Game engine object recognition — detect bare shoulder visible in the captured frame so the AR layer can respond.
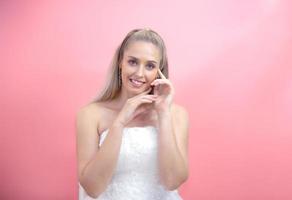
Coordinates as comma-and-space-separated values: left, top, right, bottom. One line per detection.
78, 101, 108, 115
77, 102, 104, 123
77, 101, 116, 134
77, 102, 110, 129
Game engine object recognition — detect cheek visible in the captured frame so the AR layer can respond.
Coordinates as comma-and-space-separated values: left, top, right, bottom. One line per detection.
121, 66, 131, 77
122, 64, 136, 74
146, 71, 158, 81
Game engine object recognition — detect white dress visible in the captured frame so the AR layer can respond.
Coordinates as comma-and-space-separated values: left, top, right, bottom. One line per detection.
78, 126, 183, 200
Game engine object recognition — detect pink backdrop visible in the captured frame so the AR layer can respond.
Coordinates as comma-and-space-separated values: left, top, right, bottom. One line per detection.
1, 1, 292, 199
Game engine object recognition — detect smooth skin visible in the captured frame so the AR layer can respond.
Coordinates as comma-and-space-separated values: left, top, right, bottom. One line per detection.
76, 41, 189, 198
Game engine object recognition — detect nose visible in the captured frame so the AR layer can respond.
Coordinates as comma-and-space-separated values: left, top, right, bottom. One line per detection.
136, 64, 144, 77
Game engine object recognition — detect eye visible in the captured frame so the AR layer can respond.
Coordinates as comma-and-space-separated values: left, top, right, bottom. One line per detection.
146, 64, 156, 70
128, 60, 137, 65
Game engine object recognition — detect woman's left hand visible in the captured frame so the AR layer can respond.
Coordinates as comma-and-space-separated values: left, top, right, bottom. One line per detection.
151, 68, 174, 112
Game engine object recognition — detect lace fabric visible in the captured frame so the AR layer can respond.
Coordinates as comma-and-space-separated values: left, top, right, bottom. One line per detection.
79, 126, 182, 200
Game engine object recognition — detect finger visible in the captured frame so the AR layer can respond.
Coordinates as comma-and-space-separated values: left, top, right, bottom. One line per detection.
157, 68, 167, 79
141, 95, 158, 101
142, 87, 152, 94
143, 94, 158, 98
135, 87, 152, 97
153, 84, 159, 95
136, 103, 153, 112
134, 95, 157, 106
140, 99, 155, 104
132, 94, 157, 108
133, 104, 153, 118
151, 79, 170, 86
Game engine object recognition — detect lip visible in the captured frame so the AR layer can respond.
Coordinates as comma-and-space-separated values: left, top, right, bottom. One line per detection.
129, 78, 145, 83
129, 78, 145, 87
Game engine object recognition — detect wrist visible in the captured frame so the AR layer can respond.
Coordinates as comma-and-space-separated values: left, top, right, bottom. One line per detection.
156, 107, 171, 117
113, 119, 126, 129
156, 103, 171, 112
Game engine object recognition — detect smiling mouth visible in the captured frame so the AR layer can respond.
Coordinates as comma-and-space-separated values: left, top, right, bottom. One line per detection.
129, 78, 145, 87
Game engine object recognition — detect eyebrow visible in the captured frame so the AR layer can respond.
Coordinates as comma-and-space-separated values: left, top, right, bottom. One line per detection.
127, 56, 158, 64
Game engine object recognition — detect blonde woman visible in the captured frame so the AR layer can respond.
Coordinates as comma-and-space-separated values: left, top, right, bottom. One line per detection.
76, 28, 189, 200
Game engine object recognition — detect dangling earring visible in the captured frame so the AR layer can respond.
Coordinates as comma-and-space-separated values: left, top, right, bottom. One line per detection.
118, 68, 122, 87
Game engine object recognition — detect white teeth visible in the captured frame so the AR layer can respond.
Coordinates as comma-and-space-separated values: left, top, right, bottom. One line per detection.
130, 79, 144, 86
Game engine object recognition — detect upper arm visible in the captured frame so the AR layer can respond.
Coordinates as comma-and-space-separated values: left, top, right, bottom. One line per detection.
172, 105, 190, 173
76, 106, 100, 181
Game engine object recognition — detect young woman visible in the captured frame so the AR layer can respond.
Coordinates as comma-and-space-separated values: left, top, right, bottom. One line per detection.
76, 28, 189, 200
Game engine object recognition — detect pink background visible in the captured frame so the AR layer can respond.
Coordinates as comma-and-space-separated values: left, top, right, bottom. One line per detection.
1, 0, 292, 199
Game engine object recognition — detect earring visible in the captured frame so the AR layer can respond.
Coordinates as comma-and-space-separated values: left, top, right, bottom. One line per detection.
118, 68, 122, 87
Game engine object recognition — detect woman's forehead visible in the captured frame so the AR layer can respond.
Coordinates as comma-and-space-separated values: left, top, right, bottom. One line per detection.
124, 41, 161, 62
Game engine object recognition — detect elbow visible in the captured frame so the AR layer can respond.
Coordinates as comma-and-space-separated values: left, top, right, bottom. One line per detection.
79, 177, 106, 199
163, 171, 189, 191
164, 183, 179, 191
87, 191, 99, 199
80, 182, 101, 199
164, 180, 180, 191
81, 183, 103, 199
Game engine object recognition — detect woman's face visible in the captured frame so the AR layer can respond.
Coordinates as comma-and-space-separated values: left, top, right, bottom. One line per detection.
119, 41, 161, 96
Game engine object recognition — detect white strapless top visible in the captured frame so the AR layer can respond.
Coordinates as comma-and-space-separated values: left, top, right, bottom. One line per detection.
78, 126, 182, 200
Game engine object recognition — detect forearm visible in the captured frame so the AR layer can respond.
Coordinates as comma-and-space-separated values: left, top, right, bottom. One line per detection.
157, 109, 188, 190
80, 122, 124, 198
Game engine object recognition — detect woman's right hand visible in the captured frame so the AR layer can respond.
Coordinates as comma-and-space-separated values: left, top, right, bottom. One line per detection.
114, 88, 157, 127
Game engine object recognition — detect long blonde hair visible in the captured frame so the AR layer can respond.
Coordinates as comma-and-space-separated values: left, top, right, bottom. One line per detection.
92, 28, 169, 102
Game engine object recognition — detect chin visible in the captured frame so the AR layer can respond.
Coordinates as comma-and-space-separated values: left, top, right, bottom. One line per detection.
128, 88, 145, 96
125, 81, 148, 95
